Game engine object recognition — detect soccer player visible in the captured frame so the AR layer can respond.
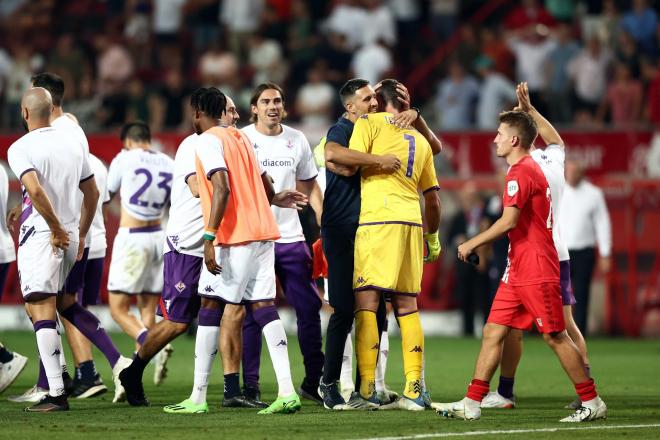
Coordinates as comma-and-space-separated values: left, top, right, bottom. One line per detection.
106, 122, 174, 357
320, 78, 441, 410
336, 79, 441, 411
240, 82, 325, 403
164, 87, 305, 415
7, 87, 128, 411
482, 83, 592, 410
434, 110, 607, 422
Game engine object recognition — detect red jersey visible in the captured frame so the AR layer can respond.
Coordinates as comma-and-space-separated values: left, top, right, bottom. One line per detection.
501, 155, 559, 286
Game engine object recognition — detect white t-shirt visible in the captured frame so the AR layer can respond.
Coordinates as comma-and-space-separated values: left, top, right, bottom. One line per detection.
107, 148, 175, 221
8, 126, 92, 234
242, 124, 317, 243
165, 134, 205, 257
52, 114, 92, 246
531, 144, 569, 261
88, 154, 109, 259
0, 164, 16, 264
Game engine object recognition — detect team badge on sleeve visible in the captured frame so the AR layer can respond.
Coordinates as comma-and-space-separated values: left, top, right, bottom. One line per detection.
507, 180, 519, 197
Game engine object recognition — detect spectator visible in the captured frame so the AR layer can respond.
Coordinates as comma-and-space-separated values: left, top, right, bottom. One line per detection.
474, 56, 516, 130
505, 0, 556, 31
580, 0, 621, 51
318, 31, 353, 85
248, 32, 287, 86
567, 36, 611, 118
620, 0, 658, 55
198, 44, 242, 99
559, 159, 612, 335
287, 0, 319, 85
47, 33, 86, 88
429, 0, 458, 41
506, 25, 557, 113
361, 0, 397, 48
151, 68, 192, 131
545, 22, 580, 123
295, 60, 335, 128
616, 31, 642, 78
597, 62, 643, 127
94, 34, 134, 97
323, 0, 367, 50
641, 57, 660, 125
66, 70, 100, 131
153, 0, 186, 44
3, 44, 37, 130
480, 27, 515, 79
455, 25, 481, 75
434, 59, 479, 130
220, 0, 264, 61
350, 39, 392, 86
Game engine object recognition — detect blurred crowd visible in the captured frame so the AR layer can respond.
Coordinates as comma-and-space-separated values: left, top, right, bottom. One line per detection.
0, 0, 658, 134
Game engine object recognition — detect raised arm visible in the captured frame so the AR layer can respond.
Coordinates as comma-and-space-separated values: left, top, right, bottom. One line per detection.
517, 82, 564, 149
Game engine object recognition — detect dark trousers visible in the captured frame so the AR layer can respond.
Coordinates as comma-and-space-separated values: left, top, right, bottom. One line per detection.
321, 227, 386, 385
455, 260, 488, 336
568, 247, 596, 335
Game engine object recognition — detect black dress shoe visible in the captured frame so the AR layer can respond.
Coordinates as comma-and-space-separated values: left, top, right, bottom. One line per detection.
222, 394, 268, 408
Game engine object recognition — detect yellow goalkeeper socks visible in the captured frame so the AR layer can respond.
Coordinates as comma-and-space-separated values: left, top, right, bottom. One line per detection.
398, 311, 424, 399
355, 309, 379, 398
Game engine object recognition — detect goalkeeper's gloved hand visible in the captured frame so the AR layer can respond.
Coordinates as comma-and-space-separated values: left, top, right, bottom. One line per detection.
423, 231, 441, 263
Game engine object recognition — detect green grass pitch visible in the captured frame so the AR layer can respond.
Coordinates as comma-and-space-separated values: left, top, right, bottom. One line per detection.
0, 330, 658, 439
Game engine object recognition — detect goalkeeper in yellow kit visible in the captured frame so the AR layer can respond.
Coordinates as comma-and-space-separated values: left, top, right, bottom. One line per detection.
348, 79, 442, 410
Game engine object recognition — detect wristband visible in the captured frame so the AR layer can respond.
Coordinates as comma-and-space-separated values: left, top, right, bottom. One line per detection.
203, 232, 216, 241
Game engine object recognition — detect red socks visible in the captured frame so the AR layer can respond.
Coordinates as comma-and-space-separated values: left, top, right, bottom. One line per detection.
575, 378, 598, 402
466, 379, 490, 402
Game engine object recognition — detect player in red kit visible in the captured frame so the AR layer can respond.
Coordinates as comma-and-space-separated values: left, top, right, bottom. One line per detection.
434, 111, 606, 423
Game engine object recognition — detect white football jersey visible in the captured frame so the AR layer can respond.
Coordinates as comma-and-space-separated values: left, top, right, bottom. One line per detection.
52, 114, 93, 246
242, 123, 317, 243
165, 134, 204, 257
107, 148, 175, 221
88, 154, 110, 259
531, 144, 569, 261
8, 126, 92, 234
0, 164, 16, 264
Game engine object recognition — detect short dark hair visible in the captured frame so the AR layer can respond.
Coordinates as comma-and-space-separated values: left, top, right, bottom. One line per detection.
31, 72, 65, 106
339, 78, 369, 105
375, 78, 404, 112
250, 82, 285, 122
192, 87, 226, 119
498, 111, 538, 148
120, 121, 151, 143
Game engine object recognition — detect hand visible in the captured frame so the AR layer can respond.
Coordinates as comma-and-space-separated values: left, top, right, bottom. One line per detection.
423, 232, 441, 263
76, 236, 86, 261
390, 109, 418, 129
377, 154, 401, 173
599, 256, 612, 274
204, 240, 221, 275
457, 241, 474, 263
374, 82, 412, 110
6, 204, 21, 233
272, 190, 308, 210
516, 82, 533, 113
50, 226, 70, 253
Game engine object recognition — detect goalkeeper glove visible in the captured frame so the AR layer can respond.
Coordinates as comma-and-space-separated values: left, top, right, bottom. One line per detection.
423, 231, 441, 263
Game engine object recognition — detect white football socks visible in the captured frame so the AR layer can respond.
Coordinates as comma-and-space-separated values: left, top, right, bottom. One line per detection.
189, 325, 219, 405
262, 320, 295, 397
36, 327, 65, 397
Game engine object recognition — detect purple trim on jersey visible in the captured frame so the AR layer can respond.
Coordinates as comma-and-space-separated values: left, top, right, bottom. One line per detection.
18, 226, 34, 247
19, 168, 36, 179
358, 221, 423, 227
560, 261, 576, 306
206, 167, 228, 180
184, 172, 196, 183
80, 173, 95, 183
423, 185, 440, 194
24, 291, 57, 302
33, 319, 57, 331
354, 285, 419, 296
19, 205, 33, 226
298, 173, 318, 182
157, 251, 203, 324
129, 225, 162, 233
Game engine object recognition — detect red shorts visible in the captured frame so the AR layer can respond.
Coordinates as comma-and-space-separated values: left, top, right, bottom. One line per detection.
487, 282, 565, 334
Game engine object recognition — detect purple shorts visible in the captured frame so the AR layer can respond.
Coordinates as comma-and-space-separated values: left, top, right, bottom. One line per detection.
79, 257, 105, 306
63, 247, 89, 294
560, 260, 576, 306
157, 250, 203, 324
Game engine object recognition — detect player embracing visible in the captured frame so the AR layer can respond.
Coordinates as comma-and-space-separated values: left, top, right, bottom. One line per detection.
434, 109, 606, 422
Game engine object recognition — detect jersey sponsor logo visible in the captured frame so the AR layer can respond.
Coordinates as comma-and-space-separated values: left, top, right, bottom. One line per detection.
175, 281, 186, 293
507, 180, 519, 197
261, 157, 294, 168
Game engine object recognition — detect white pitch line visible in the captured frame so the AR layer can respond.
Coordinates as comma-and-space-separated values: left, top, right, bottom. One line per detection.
351, 423, 660, 440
